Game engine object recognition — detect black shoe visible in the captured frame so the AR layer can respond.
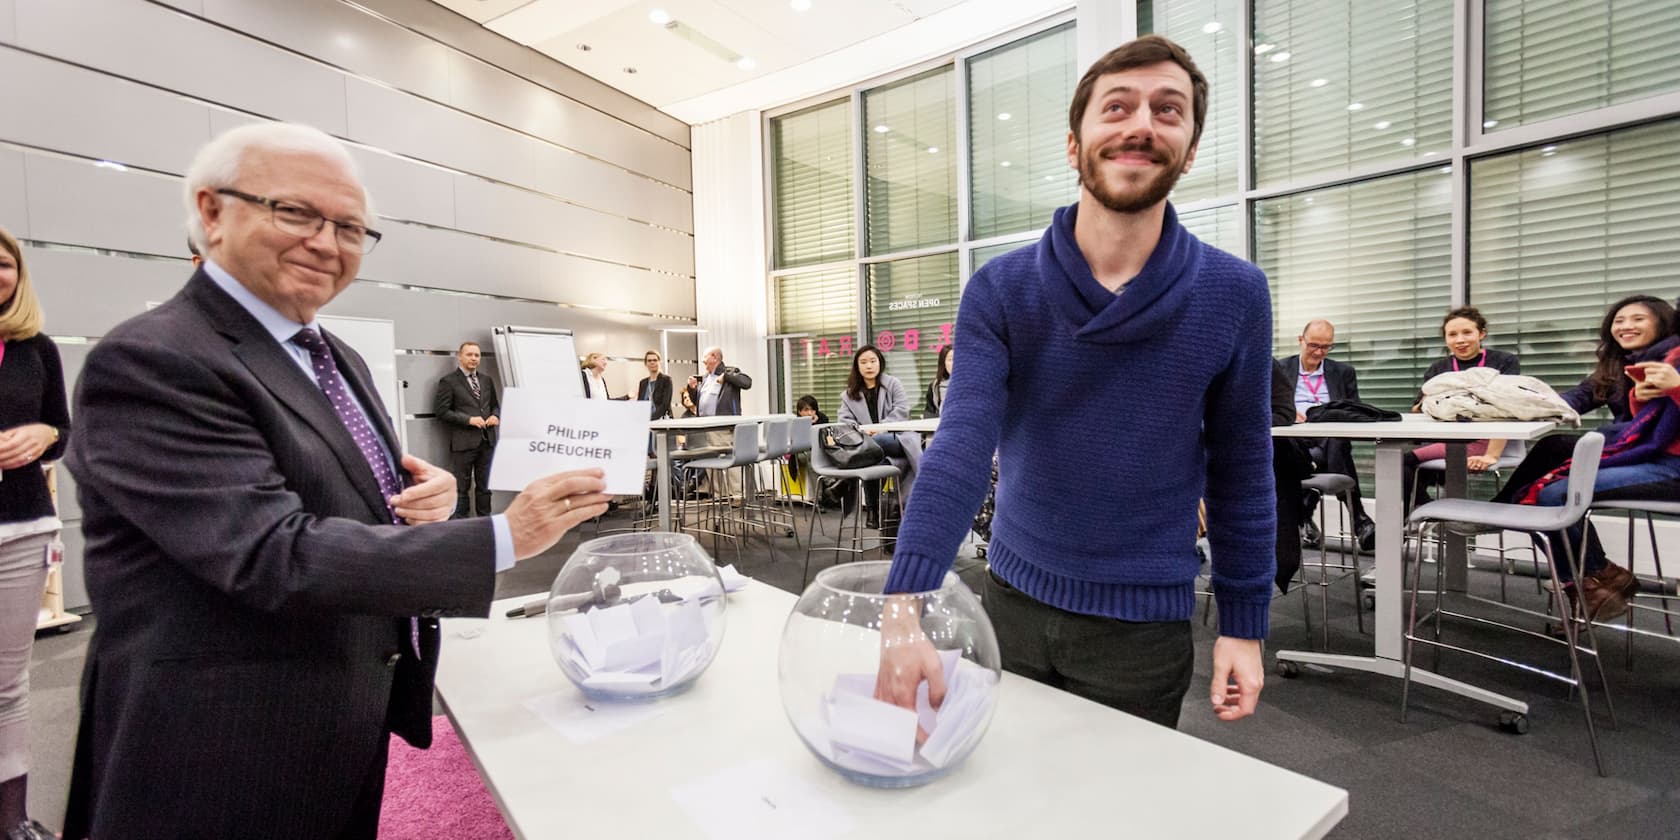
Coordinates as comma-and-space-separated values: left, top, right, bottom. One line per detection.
864, 508, 881, 530
1301, 519, 1323, 549
1357, 521, 1376, 553
6, 820, 54, 840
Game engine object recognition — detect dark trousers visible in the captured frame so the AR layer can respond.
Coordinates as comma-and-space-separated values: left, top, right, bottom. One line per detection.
983, 569, 1194, 728
449, 438, 494, 518
336, 732, 390, 839
1303, 438, 1371, 527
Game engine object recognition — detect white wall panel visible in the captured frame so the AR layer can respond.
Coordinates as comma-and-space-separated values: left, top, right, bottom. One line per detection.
526, 137, 693, 233
200, 0, 455, 104
0, 148, 26, 236
23, 155, 181, 256
347, 147, 456, 229
443, 50, 691, 191
57, 518, 86, 610
26, 248, 191, 336
12, 0, 348, 134
0, 47, 211, 174
0, 0, 16, 44
452, 175, 695, 277
344, 76, 533, 189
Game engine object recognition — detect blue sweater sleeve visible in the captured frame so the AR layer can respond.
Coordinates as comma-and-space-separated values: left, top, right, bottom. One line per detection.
1201, 267, 1278, 639
885, 272, 1010, 594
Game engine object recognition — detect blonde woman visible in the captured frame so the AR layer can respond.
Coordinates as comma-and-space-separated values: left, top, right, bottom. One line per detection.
580, 352, 627, 401
0, 226, 70, 840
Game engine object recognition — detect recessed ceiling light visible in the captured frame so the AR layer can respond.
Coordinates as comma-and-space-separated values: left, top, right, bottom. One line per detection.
1440, 165, 1452, 173
95, 160, 128, 172
1043, 174, 1055, 181
1270, 51, 1291, 63
1309, 78, 1327, 87
575, 43, 591, 51
1483, 119, 1499, 128
1373, 120, 1391, 130
791, 0, 812, 9
648, 8, 672, 25
1346, 102, 1364, 111
622, 66, 638, 74
927, 146, 938, 154
1400, 137, 1416, 146
1202, 21, 1223, 34
1423, 150, 1437, 156
1304, 196, 1314, 204
1000, 161, 1011, 167
997, 112, 1011, 121
873, 124, 889, 133
735, 56, 756, 70
1540, 145, 1558, 155
1254, 43, 1275, 55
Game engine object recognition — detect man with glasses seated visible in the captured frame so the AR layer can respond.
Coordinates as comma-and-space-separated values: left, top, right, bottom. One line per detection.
1276, 319, 1376, 552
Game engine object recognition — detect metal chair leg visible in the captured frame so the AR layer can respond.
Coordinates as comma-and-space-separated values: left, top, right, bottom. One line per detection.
1550, 534, 1608, 777
1400, 522, 1430, 723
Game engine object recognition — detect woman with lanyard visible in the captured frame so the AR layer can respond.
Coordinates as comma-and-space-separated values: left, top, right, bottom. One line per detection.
1401, 306, 1521, 509
0, 226, 70, 840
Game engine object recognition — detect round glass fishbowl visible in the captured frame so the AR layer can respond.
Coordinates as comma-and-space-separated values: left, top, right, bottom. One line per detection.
778, 561, 1001, 788
546, 532, 727, 701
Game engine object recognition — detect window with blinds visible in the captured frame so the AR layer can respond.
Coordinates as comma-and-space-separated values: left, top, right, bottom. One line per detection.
1252, 0, 1452, 187
774, 266, 859, 415
864, 67, 958, 255
1144, 0, 1240, 204
1468, 119, 1680, 409
972, 238, 1037, 275
1255, 168, 1453, 414
866, 252, 960, 417
967, 23, 1079, 240
770, 99, 855, 269
1179, 204, 1240, 255
1484, 0, 1680, 129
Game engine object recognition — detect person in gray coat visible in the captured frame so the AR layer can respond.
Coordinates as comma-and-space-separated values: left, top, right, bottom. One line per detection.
838, 345, 922, 523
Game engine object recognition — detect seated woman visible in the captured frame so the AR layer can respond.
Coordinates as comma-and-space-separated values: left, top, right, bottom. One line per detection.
1520, 327, 1680, 622
793, 395, 842, 509
838, 345, 923, 525
924, 344, 954, 418
1402, 306, 1522, 509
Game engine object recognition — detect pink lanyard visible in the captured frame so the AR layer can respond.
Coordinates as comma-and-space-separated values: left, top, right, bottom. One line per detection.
1301, 372, 1325, 403
1451, 350, 1487, 372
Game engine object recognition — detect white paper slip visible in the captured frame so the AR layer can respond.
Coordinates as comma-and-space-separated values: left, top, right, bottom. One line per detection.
670, 758, 855, 840
826, 692, 919, 766
717, 564, 750, 592
522, 690, 668, 745
488, 388, 652, 494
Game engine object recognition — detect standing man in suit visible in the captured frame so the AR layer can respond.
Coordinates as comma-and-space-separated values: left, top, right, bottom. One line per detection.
61, 122, 611, 839
435, 341, 499, 518
684, 346, 751, 497
1276, 319, 1376, 551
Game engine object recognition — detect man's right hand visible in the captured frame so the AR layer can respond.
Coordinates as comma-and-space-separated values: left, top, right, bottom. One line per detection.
503, 469, 612, 560
872, 595, 946, 742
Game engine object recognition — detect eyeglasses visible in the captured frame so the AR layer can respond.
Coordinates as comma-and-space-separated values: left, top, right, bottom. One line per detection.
1301, 341, 1334, 352
217, 189, 383, 254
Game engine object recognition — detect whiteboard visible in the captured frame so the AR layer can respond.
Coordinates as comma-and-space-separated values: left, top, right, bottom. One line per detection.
492, 325, 582, 398
319, 314, 405, 449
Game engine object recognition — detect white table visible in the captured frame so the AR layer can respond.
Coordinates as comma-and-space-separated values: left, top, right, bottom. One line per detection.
867, 417, 939, 434
650, 413, 793, 531
436, 582, 1347, 840
1270, 416, 1556, 715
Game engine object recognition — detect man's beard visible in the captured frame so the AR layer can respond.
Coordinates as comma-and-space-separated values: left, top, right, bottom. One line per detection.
1077, 138, 1184, 214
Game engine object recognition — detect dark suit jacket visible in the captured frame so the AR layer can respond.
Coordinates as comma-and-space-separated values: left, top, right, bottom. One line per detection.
684, 365, 752, 417
1276, 355, 1359, 407
637, 373, 674, 420
63, 271, 497, 839
434, 367, 499, 451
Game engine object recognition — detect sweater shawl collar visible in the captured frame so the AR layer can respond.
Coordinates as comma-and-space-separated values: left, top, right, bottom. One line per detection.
1037, 201, 1202, 345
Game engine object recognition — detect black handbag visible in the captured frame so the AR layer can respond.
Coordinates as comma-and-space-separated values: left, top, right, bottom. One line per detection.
820, 424, 885, 469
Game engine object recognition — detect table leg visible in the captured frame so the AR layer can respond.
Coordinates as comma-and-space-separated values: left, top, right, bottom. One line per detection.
1443, 442, 1469, 591
656, 430, 674, 532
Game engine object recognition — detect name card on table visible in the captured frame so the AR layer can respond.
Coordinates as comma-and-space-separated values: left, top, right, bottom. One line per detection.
488, 388, 651, 495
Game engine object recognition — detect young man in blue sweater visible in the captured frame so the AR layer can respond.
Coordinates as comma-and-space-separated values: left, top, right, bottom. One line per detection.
876, 35, 1274, 729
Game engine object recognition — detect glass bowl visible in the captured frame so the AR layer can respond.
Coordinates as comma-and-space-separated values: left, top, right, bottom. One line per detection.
778, 561, 1001, 787
546, 532, 727, 701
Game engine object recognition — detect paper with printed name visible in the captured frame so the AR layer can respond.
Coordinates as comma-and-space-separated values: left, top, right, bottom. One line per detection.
488, 388, 651, 494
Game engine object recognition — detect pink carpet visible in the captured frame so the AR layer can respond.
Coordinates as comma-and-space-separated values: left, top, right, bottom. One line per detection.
379, 716, 514, 839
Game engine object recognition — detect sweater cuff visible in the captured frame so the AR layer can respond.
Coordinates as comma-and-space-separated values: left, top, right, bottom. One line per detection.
1215, 596, 1270, 640
884, 551, 953, 595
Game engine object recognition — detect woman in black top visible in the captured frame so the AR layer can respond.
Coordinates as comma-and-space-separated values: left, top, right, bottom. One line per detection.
0, 226, 71, 840
1401, 306, 1521, 509
925, 344, 954, 418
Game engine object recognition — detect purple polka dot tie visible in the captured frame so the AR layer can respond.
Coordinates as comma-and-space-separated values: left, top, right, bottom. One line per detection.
294, 328, 422, 657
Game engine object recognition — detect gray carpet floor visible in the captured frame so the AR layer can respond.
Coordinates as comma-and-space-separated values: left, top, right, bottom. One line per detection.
23, 506, 1680, 838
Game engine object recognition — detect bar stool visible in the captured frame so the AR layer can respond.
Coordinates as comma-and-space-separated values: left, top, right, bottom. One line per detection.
1298, 473, 1366, 649
802, 423, 900, 588
754, 419, 801, 547
1401, 432, 1611, 776
681, 423, 762, 562
1588, 499, 1680, 668
1415, 440, 1538, 603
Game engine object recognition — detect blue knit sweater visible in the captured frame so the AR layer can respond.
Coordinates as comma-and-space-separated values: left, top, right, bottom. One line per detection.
884, 203, 1277, 639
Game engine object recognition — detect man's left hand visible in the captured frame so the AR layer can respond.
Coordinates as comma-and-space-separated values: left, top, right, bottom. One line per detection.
392, 454, 457, 524
484, 416, 500, 427
1210, 636, 1264, 721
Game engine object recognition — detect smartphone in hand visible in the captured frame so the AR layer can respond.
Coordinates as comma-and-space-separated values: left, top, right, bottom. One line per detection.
1624, 364, 1648, 382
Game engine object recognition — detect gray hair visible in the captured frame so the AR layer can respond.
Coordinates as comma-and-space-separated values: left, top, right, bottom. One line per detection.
183, 122, 374, 253
703, 345, 723, 361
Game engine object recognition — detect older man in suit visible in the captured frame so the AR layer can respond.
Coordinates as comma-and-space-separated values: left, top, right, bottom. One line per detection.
435, 340, 499, 518
62, 122, 611, 839
682, 346, 752, 498
1276, 319, 1375, 551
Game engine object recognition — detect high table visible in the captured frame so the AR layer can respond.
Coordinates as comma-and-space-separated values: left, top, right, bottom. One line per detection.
1270, 416, 1556, 716
866, 417, 939, 434
436, 582, 1347, 840
650, 413, 793, 531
